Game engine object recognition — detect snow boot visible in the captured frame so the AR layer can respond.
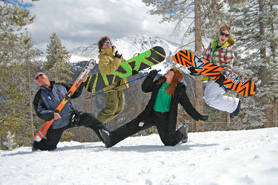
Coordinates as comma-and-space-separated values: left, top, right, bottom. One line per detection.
100, 129, 112, 148
177, 125, 188, 143
230, 100, 241, 118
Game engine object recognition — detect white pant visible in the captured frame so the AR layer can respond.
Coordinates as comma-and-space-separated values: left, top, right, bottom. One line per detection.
204, 80, 239, 113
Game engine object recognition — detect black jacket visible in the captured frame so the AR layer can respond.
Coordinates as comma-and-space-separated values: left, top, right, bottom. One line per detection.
138, 75, 203, 135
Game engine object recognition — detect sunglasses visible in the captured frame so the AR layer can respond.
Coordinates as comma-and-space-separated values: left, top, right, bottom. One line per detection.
220, 32, 230, 38
170, 68, 176, 73
35, 74, 43, 80
103, 41, 112, 45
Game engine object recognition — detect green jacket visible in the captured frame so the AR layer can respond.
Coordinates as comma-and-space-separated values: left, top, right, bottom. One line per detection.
98, 46, 129, 92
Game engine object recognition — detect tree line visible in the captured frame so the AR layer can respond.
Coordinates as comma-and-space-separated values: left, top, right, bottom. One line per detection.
1, 0, 278, 150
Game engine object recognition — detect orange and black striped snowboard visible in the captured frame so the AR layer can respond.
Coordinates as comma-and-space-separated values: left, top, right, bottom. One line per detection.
173, 50, 256, 97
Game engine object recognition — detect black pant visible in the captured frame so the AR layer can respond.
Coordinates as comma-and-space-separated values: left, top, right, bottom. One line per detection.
33, 112, 106, 151
109, 110, 185, 147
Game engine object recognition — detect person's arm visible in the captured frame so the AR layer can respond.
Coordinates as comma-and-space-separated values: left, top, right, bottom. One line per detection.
33, 90, 55, 121
61, 75, 88, 99
98, 55, 122, 74
141, 70, 158, 93
178, 85, 208, 121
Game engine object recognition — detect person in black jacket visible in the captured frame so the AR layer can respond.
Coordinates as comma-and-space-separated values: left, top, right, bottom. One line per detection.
100, 67, 208, 148
33, 72, 109, 151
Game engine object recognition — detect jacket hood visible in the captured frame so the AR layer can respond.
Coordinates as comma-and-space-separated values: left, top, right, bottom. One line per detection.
98, 46, 116, 59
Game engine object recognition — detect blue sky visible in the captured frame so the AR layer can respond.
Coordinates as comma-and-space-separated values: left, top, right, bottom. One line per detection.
3, 0, 33, 8
3, 0, 188, 52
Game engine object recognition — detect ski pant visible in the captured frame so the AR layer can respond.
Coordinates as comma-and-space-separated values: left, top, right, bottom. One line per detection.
33, 112, 107, 151
108, 110, 185, 147
204, 79, 240, 113
97, 90, 125, 124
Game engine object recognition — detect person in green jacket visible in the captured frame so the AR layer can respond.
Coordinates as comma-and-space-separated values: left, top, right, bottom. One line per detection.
97, 36, 129, 123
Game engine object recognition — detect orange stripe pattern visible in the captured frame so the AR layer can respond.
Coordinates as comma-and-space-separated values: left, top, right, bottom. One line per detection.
173, 50, 256, 97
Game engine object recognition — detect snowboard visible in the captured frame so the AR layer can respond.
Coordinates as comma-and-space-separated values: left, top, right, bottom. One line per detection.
85, 46, 166, 93
34, 59, 97, 142
173, 50, 256, 97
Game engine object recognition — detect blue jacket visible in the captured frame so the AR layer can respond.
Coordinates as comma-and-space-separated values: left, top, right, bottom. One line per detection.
33, 81, 84, 129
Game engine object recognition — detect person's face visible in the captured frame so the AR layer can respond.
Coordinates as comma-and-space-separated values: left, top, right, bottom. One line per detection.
102, 39, 112, 49
164, 68, 175, 83
35, 72, 50, 87
218, 30, 230, 44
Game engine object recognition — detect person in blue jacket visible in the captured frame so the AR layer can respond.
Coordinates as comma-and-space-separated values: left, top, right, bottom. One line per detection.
32, 72, 109, 151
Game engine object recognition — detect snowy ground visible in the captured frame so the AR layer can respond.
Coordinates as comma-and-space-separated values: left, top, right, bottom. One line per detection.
1, 127, 278, 185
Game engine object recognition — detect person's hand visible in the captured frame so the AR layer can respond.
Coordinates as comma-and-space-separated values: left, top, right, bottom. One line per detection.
215, 73, 225, 87
188, 67, 201, 76
53, 112, 61, 120
81, 75, 88, 83
200, 115, 208, 121
132, 70, 138, 76
149, 70, 158, 77
115, 51, 122, 59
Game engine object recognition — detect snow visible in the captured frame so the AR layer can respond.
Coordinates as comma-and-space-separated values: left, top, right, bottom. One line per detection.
1, 127, 278, 185
70, 54, 91, 63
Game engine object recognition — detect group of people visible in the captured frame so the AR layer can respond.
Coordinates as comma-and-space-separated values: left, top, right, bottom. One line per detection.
32, 24, 241, 151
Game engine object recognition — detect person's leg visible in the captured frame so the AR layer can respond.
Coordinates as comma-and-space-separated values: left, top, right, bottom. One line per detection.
97, 91, 119, 123
113, 90, 125, 117
204, 80, 239, 113
102, 116, 154, 148
33, 126, 68, 151
77, 112, 108, 142
152, 112, 187, 146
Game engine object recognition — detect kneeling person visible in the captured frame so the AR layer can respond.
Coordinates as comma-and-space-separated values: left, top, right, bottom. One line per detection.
33, 72, 109, 151
100, 68, 208, 148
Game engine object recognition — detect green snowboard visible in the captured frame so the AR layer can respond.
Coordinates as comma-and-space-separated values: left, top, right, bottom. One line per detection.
85, 46, 166, 93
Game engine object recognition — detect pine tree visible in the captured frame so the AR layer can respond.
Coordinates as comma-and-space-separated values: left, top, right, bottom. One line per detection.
230, 0, 278, 126
0, 2, 37, 149
44, 33, 73, 82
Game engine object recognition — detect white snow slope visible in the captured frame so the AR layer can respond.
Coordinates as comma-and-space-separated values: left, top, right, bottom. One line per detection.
1, 127, 278, 185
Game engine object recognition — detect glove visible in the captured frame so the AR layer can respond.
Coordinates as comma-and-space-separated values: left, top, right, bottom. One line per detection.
149, 70, 158, 78
115, 51, 122, 59
132, 70, 138, 76
188, 67, 201, 76
200, 115, 208, 121
215, 73, 225, 87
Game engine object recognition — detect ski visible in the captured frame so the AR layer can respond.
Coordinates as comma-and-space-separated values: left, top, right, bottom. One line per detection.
33, 59, 97, 142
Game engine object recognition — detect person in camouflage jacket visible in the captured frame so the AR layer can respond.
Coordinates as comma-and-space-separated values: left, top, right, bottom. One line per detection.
96, 36, 129, 123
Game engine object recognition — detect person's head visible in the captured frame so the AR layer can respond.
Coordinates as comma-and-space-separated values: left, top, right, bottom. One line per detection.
160, 67, 183, 96
35, 72, 51, 87
218, 23, 231, 45
98, 36, 112, 50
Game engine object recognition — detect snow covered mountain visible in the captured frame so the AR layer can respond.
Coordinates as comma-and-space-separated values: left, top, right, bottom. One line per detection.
36, 34, 184, 73
71, 34, 182, 62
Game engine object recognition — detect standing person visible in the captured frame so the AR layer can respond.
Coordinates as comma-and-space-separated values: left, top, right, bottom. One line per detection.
190, 23, 240, 118
100, 67, 208, 148
95, 36, 129, 123
32, 72, 109, 151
